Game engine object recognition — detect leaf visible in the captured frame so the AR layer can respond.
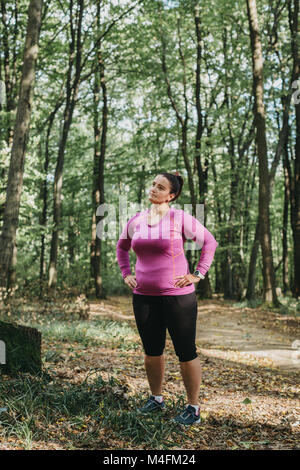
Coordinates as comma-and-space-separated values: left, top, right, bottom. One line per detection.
242, 398, 252, 405
200, 411, 209, 420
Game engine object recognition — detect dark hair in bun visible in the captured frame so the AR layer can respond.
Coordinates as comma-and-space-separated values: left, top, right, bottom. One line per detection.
158, 171, 184, 203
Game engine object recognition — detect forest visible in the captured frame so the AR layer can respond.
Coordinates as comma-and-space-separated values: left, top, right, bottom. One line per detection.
0, 0, 299, 452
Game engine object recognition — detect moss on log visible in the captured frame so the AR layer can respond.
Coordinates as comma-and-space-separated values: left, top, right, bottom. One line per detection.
0, 320, 41, 375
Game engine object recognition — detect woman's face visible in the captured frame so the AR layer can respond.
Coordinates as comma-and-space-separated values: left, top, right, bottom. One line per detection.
148, 175, 175, 204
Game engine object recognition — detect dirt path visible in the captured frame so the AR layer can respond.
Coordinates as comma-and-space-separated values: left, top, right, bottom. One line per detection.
89, 294, 300, 372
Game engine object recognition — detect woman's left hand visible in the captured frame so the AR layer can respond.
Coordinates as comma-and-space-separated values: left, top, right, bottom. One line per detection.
174, 274, 201, 288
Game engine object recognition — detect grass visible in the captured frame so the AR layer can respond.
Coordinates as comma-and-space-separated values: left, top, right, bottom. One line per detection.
0, 370, 190, 450
36, 317, 140, 350
3, 311, 141, 351
0, 304, 192, 450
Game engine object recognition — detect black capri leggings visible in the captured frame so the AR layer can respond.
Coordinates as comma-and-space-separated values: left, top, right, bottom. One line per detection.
132, 291, 198, 362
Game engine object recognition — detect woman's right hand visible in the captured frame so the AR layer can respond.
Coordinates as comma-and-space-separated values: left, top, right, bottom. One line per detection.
124, 274, 137, 290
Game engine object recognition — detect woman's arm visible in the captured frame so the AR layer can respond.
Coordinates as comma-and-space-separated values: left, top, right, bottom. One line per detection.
182, 210, 218, 276
116, 213, 139, 279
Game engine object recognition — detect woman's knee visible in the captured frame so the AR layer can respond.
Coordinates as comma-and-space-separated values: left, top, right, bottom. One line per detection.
144, 352, 164, 359
177, 350, 198, 362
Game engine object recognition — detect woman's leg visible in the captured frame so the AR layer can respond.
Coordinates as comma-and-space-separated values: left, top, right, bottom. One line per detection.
179, 357, 202, 405
144, 354, 165, 396
164, 292, 201, 406
132, 294, 166, 395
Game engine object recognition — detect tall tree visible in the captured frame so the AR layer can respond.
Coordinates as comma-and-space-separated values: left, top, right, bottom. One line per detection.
288, 0, 300, 297
90, 1, 108, 299
246, 0, 279, 306
246, 0, 296, 300
0, 0, 43, 289
48, 0, 85, 288
194, 4, 212, 298
39, 97, 64, 295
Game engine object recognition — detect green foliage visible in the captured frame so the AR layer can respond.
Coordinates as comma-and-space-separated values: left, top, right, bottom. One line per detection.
232, 299, 263, 309
242, 398, 252, 405
0, 0, 297, 299
38, 317, 137, 349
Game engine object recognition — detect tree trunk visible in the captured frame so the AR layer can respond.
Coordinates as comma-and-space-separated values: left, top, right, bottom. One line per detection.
244, 151, 256, 249
246, 218, 260, 300
246, 22, 296, 302
211, 146, 223, 294
68, 191, 76, 266
39, 104, 61, 297
246, 0, 279, 306
0, 0, 18, 148
282, 138, 290, 294
48, 0, 84, 288
194, 6, 205, 199
194, 5, 213, 299
137, 165, 146, 204
0, 0, 43, 289
90, 2, 108, 299
0, 320, 41, 375
288, 0, 300, 298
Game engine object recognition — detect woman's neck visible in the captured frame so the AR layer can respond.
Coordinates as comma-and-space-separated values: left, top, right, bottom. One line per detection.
149, 203, 170, 215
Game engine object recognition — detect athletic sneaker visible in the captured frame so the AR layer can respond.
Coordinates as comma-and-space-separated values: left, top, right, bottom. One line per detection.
137, 395, 166, 414
172, 405, 202, 425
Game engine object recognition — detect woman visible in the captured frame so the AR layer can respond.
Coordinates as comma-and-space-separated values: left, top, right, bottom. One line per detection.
116, 172, 218, 426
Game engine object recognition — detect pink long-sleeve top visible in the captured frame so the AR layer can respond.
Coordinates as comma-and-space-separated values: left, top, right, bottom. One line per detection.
116, 207, 218, 296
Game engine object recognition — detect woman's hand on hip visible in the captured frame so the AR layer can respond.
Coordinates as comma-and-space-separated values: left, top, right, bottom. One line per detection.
124, 274, 137, 290
174, 274, 201, 288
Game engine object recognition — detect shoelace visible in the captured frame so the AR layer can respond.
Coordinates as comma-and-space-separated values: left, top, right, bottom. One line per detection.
180, 408, 198, 421
144, 398, 160, 408
181, 410, 192, 420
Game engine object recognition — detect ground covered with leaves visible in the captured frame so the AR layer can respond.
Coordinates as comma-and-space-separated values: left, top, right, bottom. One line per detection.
0, 292, 299, 450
